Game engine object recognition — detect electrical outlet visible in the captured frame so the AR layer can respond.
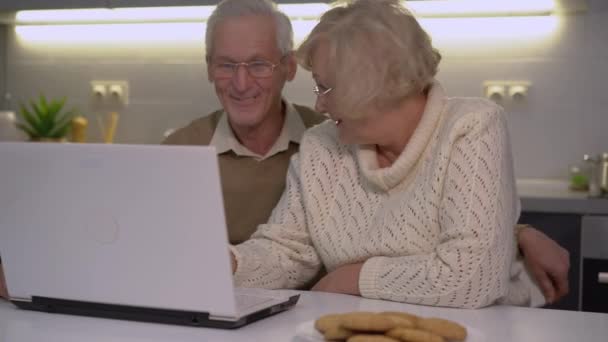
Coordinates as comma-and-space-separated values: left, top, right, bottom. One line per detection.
483, 81, 531, 103
90, 80, 129, 108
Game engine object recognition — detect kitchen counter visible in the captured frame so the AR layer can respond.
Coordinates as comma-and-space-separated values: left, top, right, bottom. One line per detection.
517, 179, 608, 215
1, 292, 608, 342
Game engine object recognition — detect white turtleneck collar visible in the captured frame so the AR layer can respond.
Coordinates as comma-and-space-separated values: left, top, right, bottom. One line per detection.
356, 81, 446, 191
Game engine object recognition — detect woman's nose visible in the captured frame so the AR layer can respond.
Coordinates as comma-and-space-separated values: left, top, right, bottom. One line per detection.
315, 96, 327, 114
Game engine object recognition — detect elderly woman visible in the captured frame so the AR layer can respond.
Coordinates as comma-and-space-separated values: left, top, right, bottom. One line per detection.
230, 0, 538, 308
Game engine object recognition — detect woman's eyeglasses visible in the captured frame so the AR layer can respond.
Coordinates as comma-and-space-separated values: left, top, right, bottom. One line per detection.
313, 85, 333, 96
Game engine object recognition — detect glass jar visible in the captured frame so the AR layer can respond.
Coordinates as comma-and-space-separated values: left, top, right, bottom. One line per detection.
0, 111, 23, 141
569, 164, 588, 191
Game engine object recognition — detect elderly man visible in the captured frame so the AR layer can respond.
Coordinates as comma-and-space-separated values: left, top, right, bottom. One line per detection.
0, 0, 569, 305
163, 0, 326, 245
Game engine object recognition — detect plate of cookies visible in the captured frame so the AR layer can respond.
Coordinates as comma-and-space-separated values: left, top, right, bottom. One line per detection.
293, 311, 484, 342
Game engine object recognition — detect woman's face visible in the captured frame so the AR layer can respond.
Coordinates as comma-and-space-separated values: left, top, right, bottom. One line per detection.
310, 41, 388, 145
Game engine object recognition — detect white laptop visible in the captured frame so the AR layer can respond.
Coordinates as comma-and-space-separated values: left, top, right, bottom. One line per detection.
0, 142, 298, 328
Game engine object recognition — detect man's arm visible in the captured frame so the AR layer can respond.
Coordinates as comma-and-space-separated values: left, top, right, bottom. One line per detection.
517, 225, 570, 304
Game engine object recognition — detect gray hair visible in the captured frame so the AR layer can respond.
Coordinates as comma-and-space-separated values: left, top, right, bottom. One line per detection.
205, 0, 294, 58
297, 0, 442, 119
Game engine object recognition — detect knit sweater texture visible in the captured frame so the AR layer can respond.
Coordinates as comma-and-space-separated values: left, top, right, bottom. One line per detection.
231, 83, 533, 308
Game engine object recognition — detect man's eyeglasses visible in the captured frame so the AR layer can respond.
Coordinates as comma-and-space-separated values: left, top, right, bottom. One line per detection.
210, 59, 280, 79
313, 85, 333, 96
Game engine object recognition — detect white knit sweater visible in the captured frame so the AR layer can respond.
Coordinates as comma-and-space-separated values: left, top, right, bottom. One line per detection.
231, 82, 537, 309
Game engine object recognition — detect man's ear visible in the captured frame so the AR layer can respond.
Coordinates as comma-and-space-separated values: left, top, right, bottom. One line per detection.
206, 55, 214, 82
284, 52, 297, 82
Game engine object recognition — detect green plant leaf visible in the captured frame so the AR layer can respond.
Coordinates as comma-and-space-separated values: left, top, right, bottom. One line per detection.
48, 109, 75, 137
15, 123, 37, 139
18, 103, 42, 131
50, 123, 72, 138
18, 95, 76, 139
30, 99, 45, 118
39, 116, 53, 136
47, 97, 66, 116
49, 112, 74, 138
39, 94, 49, 112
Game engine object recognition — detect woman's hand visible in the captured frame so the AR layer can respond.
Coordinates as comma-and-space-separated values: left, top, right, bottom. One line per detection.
230, 251, 237, 274
0, 263, 8, 300
311, 262, 364, 295
518, 226, 570, 304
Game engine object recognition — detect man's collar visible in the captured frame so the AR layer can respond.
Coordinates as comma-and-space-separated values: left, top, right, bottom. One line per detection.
209, 100, 307, 161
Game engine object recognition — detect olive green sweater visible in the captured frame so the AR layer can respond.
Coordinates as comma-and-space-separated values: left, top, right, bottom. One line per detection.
162, 104, 325, 244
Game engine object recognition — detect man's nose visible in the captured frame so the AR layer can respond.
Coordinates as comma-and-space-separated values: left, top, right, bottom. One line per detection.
233, 64, 254, 91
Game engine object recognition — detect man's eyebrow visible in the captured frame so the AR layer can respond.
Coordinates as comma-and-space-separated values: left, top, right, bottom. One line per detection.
211, 54, 271, 63
210, 56, 236, 63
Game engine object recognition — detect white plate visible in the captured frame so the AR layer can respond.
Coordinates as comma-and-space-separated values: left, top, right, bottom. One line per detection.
292, 320, 486, 342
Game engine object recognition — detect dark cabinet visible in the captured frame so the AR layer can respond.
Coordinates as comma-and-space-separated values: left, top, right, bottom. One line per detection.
581, 215, 608, 313
581, 258, 608, 313
0, 1, 108, 11
518, 213, 582, 311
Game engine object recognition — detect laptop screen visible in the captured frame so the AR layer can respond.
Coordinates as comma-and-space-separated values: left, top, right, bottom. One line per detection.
0, 143, 237, 317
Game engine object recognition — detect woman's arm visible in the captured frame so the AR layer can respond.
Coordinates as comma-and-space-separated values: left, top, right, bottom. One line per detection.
231, 154, 322, 289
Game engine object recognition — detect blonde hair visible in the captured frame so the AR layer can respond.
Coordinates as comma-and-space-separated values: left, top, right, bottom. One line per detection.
296, 0, 441, 119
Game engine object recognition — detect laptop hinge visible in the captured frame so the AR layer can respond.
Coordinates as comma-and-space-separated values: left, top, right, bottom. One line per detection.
208, 314, 241, 322
10, 294, 299, 329
13, 296, 215, 327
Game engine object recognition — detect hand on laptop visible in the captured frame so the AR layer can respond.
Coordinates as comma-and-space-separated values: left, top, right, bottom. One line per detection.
311, 262, 363, 295
0, 263, 8, 300
230, 251, 237, 273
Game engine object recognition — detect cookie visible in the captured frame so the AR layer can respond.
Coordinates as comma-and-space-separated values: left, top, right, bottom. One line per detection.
386, 327, 445, 342
341, 312, 400, 333
381, 311, 420, 324
315, 313, 345, 333
417, 318, 467, 341
379, 312, 416, 328
324, 325, 354, 340
347, 334, 401, 342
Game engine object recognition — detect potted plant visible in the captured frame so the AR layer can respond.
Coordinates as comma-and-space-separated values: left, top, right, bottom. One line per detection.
16, 95, 77, 142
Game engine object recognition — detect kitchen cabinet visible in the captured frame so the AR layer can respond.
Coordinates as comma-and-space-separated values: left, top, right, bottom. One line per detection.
0, 1, 108, 11
518, 213, 582, 311
581, 215, 608, 314
517, 179, 608, 312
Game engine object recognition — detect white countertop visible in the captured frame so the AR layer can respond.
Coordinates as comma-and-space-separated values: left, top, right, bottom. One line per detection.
517, 179, 608, 214
1, 292, 607, 342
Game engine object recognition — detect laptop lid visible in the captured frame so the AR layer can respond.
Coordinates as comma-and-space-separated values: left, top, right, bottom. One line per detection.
0, 142, 239, 318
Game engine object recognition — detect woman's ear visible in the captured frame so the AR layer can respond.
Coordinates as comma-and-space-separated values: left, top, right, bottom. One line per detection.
284, 52, 298, 81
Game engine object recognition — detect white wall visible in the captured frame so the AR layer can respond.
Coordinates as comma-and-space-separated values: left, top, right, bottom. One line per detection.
0, 25, 6, 108
4, 1, 608, 179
